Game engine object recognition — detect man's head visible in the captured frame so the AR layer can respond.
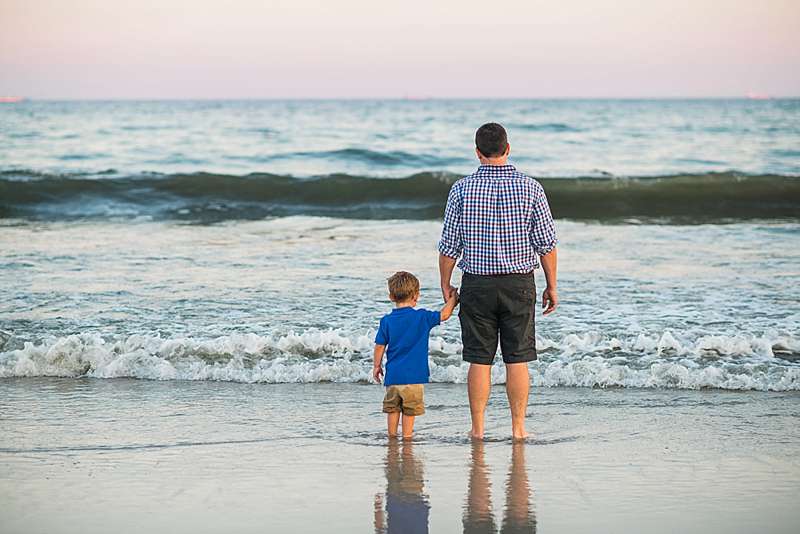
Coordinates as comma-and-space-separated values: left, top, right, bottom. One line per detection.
387, 271, 420, 304
475, 123, 509, 160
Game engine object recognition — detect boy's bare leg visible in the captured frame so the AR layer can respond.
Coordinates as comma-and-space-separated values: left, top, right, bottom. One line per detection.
468, 363, 492, 439
401, 414, 415, 439
505, 362, 530, 440
387, 412, 401, 437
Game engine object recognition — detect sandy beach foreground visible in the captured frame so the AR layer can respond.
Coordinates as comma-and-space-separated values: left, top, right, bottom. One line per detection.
1, 379, 798, 533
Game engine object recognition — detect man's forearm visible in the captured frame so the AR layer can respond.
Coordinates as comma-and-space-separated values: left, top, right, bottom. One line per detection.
439, 253, 457, 292
540, 247, 558, 288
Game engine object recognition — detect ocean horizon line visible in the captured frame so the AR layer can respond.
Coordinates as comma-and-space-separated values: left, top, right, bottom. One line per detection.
6, 95, 800, 103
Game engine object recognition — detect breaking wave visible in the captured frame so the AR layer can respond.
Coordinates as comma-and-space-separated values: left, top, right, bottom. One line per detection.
1, 169, 798, 222
1, 329, 798, 391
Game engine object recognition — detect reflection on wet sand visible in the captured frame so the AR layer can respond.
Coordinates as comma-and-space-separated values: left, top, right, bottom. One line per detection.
374, 439, 430, 534
464, 439, 497, 533
464, 441, 536, 534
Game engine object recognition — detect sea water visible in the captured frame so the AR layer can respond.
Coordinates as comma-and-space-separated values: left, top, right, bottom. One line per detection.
1, 99, 799, 390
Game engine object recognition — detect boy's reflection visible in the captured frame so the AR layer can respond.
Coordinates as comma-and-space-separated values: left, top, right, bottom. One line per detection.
374, 439, 430, 534
463, 441, 536, 534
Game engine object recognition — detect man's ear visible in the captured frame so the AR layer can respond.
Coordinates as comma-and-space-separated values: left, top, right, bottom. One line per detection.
475, 147, 483, 159
505, 143, 510, 156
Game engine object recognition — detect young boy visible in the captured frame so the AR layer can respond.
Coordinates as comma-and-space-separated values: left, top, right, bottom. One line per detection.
373, 271, 459, 439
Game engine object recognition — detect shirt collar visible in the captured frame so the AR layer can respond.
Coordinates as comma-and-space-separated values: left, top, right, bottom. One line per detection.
391, 306, 414, 313
477, 164, 516, 174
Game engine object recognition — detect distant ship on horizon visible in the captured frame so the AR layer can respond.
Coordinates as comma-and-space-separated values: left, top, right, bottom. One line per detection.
0, 96, 25, 103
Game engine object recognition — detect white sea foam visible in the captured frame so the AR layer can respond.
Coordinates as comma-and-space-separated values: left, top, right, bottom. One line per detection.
1, 329, 798, 391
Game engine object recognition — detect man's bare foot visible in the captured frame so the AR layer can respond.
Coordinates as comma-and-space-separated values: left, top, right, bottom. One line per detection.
470, 431, 484, 440
512, 431, 529, 441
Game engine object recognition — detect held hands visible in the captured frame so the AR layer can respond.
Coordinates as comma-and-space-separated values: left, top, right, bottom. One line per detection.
373, 365, 383, 384
447, 286, 459, 305
441, 284, 458, 302
542, 286, 558, 315
439, 284, 460, 322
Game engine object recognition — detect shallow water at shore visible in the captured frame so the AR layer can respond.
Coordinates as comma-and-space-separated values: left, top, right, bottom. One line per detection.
1, 379, 798, 533
1, 217, 798, 391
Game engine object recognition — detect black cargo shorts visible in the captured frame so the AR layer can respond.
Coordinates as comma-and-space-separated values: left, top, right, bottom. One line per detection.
458, 272, 537, 365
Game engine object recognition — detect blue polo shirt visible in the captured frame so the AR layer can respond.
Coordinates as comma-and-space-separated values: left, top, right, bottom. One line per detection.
375, 307, 441, 386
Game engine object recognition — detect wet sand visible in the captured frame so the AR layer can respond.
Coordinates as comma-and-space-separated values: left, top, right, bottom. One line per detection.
1, 379, 798, 533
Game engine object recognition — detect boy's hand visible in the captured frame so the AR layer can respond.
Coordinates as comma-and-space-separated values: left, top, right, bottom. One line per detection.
373, 365, 383, 383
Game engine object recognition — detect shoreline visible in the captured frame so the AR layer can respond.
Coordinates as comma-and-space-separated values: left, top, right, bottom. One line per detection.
2, 380, 798, 533
4, 374, 800, 393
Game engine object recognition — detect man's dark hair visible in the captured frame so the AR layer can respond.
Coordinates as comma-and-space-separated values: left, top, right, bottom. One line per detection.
475, 123, 508, 158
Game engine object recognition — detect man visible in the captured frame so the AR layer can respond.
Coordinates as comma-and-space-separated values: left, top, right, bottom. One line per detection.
438, 123, 558, 440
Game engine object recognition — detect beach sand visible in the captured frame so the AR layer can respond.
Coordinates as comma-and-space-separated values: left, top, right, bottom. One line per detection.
1, 378, 798, 533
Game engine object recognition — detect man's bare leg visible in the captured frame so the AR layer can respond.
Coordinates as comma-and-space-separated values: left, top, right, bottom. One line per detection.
468, 363, 492, 439
387, 412, 400, 438
401, 414, 415, 440
505, 362, 530, 440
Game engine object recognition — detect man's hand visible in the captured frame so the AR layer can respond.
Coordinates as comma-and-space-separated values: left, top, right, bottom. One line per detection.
539, 248, 558, 315
542, 286, 558, 315
440, 286, 460, 321
448, 287, 460, 305
373, 365, 383, 383
441, 284, 457, 302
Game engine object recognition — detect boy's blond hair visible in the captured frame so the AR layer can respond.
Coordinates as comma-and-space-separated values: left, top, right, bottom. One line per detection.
387, 271, 419, 302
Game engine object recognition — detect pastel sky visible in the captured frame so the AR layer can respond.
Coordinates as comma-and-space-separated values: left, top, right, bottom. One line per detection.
1, 0, 798, 98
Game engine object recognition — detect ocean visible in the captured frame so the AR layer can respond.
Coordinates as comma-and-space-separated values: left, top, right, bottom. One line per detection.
1, 99, 799, 533
1, 99, 798, 389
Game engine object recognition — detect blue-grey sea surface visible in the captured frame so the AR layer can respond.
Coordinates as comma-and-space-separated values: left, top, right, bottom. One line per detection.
0, 99, 799, 390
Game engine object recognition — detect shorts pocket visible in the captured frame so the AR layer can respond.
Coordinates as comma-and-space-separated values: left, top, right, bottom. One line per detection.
519, 286, 535, 305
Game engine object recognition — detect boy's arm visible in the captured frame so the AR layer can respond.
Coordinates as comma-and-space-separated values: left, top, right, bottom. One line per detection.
440, 289, 459, 322
372, 344, 386, 383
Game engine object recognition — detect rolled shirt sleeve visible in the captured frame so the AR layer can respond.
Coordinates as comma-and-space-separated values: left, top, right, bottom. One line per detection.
438, 181, 464, 259
530, 183, 558, 256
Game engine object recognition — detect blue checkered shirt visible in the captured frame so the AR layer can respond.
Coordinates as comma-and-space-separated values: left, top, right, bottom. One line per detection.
438, 164, 558, 275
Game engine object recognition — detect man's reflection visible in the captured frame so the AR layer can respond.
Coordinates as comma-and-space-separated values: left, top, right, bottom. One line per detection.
463, 441, 536, 534
374, 439, 430, 534
501, 442, 537, 533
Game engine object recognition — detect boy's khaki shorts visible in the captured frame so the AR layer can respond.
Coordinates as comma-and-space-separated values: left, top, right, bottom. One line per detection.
382, 384, 425, 416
